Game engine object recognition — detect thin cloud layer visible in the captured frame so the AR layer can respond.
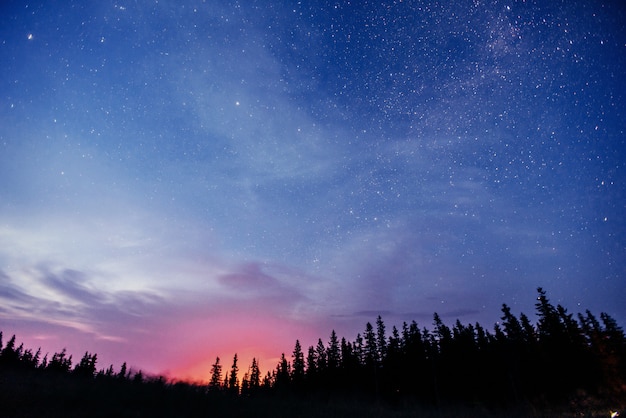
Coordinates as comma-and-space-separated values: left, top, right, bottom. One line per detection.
1, 0, 624, 381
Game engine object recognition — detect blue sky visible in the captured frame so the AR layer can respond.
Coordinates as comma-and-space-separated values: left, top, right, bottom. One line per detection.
1, 0, 625, 380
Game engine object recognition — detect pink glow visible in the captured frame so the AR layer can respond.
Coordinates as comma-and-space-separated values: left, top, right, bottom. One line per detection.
164, 311, 323, 383
0, 290, 327, 384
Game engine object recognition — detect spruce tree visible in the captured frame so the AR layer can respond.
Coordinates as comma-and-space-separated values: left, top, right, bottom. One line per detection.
376, 316, 387, 362
353, 333, 364, 366
228, 354, 239, 394
74, 352, 97, 378
315, 338, 327, 372
275, 353, 291, 390
519, 312, 537, 344
291, 340, 305, 388
117, 362, 127, 380
249, 357, 261, 392
501, 304, 524, 343
535, 287, 562, 341
240, 371, 250, 396
48, 348, 72, 374
327, 330, 340, 371
209, 357, 223, 390
363, 322, 378, 367
0, 335, 19, 366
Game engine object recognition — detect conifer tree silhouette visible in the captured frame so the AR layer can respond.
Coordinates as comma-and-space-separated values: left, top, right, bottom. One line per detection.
327, 330, 340, 372
519, 312, 537, 344
20, 347, 41, 369
47, 348, 72, 374
117, 362, 128, 380
262, 370, 273, 389
363, 322, 378, 368
209, 356, 222, 390
353, 333, 364, 366
74, 352, 97, 378
228, 354, 239, 395
315, 338, 327, 375
291, 340, 305, 389
382, 325, 402, 396
274, 353, 291, 391
501, 304, 524, 343
376, 316, 387, 362
339, 336, 359, 391
102, 364, 115, 378
0, 335, 20, 367
363, 321, 380, 396
249, 357, 261, 393
535, 287, 562, 340
240, 371, 250, 395
304, 344, 317, 390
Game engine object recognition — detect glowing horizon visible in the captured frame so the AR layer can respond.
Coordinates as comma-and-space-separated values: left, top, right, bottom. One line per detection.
1, 0, 624, 383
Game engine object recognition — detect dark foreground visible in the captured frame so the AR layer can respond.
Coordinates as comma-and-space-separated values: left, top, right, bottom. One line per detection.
0, 367, 622, 418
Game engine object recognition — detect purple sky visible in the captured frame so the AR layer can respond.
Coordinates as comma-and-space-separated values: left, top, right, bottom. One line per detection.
1, 0, 625, 381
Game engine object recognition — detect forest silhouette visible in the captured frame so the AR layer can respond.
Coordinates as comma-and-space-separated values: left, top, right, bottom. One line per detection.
1, 288, 624, 417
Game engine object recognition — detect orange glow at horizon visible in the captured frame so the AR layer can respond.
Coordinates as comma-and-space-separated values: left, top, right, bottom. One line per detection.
153, 310, 325, 384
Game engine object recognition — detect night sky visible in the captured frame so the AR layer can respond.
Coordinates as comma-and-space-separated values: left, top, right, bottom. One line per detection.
1, 0, 625, 381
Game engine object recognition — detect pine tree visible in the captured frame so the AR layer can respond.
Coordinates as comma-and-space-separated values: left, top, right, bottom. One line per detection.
33, 348, 41, 368
535, 287, 562, 341
315, 338, 327, 372
209, 357, 223, 390
363, 322, 378, 367
385, 325, 401, 367
0, 335, 20, 366
291, 340, 305, 388
519, 312, 537, 344
376, 316, 387, 362
600, 312, 626, 347
118, 362, 128, 380
353, 333, 364, 366
74, 352, 97, 378
474, 322, 489, 350
383, 325, 402, 395
579, 310, 602, 345
340, 337, 355, 370
557, 304, 584, 346
39, 353, 48, 370
103, 364, 115, 378
433, 313, 453, 359
363, 321, 380, 396
306, 345, 317, 380
275, 353, 291, 390
262, 370, 273, 389
327, 330, 340, 371
48, 348, 72, 374
249, 357, 261, 392
240, 371, 250, 396
501, 304, 524, 342
228, 353, 239, 394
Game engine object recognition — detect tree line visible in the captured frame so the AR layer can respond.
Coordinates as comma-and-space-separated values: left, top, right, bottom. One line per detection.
1, 287, 625, 414
203, 287, 625, 408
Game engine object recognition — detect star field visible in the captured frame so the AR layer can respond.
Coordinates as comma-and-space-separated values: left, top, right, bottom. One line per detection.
0, 0, 624, 380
